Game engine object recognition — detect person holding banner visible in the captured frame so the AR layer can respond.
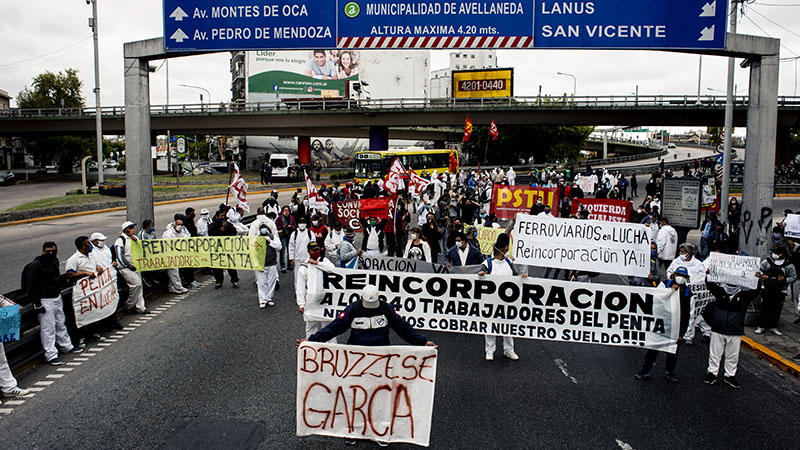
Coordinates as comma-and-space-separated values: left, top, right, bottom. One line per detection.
324, 221, 345, 267
255, 219, 281, 309
162, 220, 191, 295
208, 211, 241, 289
479, 234, 527, 361
64, 236, 106, 345
667, 244, 710, 344
115, 222, 147, 314
754, 246, 796, 336
634, 267, 691, 383
295, 242, 336, 338
337, 229, 359, 269
0, 295, 30, 400
443, 231, 484, 268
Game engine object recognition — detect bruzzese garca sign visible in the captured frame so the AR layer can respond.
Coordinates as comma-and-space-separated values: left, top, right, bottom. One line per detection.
164, 0, 727, 51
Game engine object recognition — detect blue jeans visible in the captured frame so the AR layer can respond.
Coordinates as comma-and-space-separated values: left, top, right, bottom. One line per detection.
279, 235, 290, 270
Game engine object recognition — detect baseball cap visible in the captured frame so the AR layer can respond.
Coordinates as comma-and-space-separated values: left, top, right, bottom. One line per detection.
362, 285, 380, 309
90, 232, 107, 241
307, 241, 321, 252
121, 221, 135, 231
674, 267, 689, 277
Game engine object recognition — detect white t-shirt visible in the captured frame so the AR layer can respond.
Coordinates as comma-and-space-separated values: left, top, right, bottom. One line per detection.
66, 251, 95, 274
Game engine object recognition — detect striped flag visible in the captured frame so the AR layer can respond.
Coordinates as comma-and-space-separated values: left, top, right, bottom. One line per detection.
384, 157, 407, 195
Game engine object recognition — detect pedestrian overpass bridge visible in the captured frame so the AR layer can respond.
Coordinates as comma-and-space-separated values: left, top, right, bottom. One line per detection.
1, 95, 798, 141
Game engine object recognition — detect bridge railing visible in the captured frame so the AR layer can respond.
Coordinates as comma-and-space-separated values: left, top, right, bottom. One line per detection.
1, 95, 798, 119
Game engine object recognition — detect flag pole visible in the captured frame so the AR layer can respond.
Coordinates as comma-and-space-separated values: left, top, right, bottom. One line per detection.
225, 162, 234, 206
482, 135, 490, 168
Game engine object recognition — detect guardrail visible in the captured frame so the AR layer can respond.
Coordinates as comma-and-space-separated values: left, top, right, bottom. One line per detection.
2, 95, 799, 119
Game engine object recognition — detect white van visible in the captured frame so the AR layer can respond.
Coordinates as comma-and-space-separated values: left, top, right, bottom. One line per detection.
269, 153, 300, 180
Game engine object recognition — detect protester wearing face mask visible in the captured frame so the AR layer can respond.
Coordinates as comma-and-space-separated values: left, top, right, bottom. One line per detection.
26, 242, 82, 366
88, 232, 124, 332
337, 229, 359, 268
196, 209, 212, 237
115, 222, 147, 314
255, 220, 282, 309
443, 231, 484, 267
289, 217, 313, 270
209, 211, 240, 289
162, 219, 190, 294
529, 197, 545, 216
276, 206, 297, 273
296, 241, 337, 339
629, 242, 661, 287
324, 222, 345, 267
421, 213, 443, 263
140, 220, 158, 240
359, 216, 387, 258
754, 246, 796, 336
403, 227, 431, 262
64, 236, 105, 346
309, 214, 329, 249
634, 266, 691, 383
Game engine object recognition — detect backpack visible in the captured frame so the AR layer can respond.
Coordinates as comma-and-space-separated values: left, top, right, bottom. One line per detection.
111, 235, 126, 265
486, 257, 514, 273
21, 261, 32, 291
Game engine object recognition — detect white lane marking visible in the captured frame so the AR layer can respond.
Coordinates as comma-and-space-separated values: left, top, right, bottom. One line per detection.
82, 353, 96, 357
89, 347, 105, 352
97, 343, 112, 347
130, 323, 141, 327
35, 381, 54, 386
122, 327, 136, 331
152, 311, 163, 315
28, 387, 44, 392
56, 367, 73, 372
19, 393, 35, 398
616, 439, 635, 450
116, 331, 130, 335
105, 339, 119, 343
554, 359, 578, 384
110, 335, 125, 339
4, 400, 24, 406
0, 408, 13, 414
67, 362, 82, 366
46, 374, 64, 379
155, 308, 168, 311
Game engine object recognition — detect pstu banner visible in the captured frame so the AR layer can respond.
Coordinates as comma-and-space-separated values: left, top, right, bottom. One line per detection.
297, 342, 437, 447
512, 213, 651, 277
0, 306, 21, 343
131, 236, 267, 271
71, 266, 120, 328
305, 267, 680, 353
704, 253, 760, 290
571, 198, 632, 222
359, 255, 480, 275
490, 185, 559, 220
332, 197, 397, 232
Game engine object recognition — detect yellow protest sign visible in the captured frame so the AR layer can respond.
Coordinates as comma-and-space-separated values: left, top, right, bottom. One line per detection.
466, 225, 511, 255
130, 236, 267, 271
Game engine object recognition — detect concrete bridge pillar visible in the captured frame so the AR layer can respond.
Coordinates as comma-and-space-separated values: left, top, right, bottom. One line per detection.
369, 126, 389, 151
298, 136, 310, 165
123, 49, 154, 230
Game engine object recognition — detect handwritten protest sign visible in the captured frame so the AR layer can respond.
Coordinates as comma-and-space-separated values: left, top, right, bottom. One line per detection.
490, 185, 559, 220
512, 213, 651, 277
297, 342, 437, 447
359, 255, 480, 275
471, 226, 508, 255
783, 214, 800, 239
131, 236, 267, 271
689, 278, 716, 317
71, 266, 120, 328
332, 197, 397, 232
705, 253, 760, 289
305, 267, 680, 353
0, 306, 21, 343
571, 198, 632, 222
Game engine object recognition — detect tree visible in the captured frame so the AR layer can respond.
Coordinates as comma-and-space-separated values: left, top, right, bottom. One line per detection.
462, 125, 593, 166
16, 69, 85, 109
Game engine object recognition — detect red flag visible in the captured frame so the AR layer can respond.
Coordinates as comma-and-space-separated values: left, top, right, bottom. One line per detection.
384, 157, 407, 195
305, 170, 329, 214
448, 149, 458, 173
228, 163, 250, 212
489, 119, 499, 141
408, 169, 431, 198
463, 116, 473, 142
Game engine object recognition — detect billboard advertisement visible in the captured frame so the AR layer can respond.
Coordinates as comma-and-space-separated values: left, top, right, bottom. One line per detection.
247, 49, 359, 100
452, 68, 513, 98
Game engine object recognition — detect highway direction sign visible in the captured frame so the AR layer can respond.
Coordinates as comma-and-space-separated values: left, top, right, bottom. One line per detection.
163, 1, 728, 51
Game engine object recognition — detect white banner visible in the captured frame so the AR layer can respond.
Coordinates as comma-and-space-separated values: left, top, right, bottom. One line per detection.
71, 267, 120, 328
305, 267, 680, 353
229, 163, 250, 213
511, 213, 651, 277
688, 278, 716, 317
784, 214, 800, 239
306, 171, 330, 215
297, 342, 437, 447
705, 253, 761, 290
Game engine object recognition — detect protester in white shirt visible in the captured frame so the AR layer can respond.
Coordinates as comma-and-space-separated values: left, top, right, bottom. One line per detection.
295, 242, 336, 341
657, 217, 678, 270
0, 295, 30, 400
324, 222, 346, 267
162, 220, 190, 294
196, 208, 212, 236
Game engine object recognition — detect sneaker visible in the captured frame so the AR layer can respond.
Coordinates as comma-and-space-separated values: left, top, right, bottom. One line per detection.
267, 301, 275, 307
704, 372, 718, 385
791, 353, 800, 362
634, 369, 651, 380
67, 347, 83, 354
723, 376, 741, 389
190, 281, 201, 288
770, 328, 783, 336
232, 281, 239, 289
47, 358, 64, 366
503, 350, 519, 361
2, 387, 30, 398
215, 283, 222, 289
754, 327, 765, 334
169, 289, 184, 294
485, 352, 494, 361
664, 372, 679, 383
259, 304, 266, 309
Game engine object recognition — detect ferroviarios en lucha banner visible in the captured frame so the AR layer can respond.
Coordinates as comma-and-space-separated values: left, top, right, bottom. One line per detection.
305, 267, 680, 353
490, 185, 559, 219
297, 342, 437, 447
512, 213, 652, 278
131, 236, 267, 271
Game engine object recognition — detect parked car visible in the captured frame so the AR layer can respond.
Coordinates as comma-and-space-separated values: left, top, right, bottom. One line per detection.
0, 170, 16, 186
667, 143, 677, 149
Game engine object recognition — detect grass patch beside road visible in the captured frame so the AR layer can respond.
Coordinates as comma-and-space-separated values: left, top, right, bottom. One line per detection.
106, 172, 260, 184
3, 185, 226, 213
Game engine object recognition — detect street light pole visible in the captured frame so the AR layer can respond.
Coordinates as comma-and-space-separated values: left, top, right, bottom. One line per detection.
720, 0, 740, 224
179, 83, 211, 106
557, 72, 576, 97
88, 0, 104, 184
695, 55, 703, 105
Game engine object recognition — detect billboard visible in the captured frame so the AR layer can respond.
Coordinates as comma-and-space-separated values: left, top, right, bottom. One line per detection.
452, 68, 513, 98
247, 49, 359, 100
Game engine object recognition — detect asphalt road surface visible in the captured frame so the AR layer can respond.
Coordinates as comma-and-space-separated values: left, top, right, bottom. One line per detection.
3, 265, 800, 449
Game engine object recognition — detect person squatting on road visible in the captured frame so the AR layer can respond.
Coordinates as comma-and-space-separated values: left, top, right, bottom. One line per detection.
634, 266, 691, 383
479, 233, 527, 361
295, 241, 335, 340
26, 241, 82, 366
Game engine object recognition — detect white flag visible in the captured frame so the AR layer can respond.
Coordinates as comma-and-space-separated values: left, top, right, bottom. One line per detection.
384, 157, 407, 195
409, 169, 430, 198
229, 163, 250, 212
305, 171, 329, 215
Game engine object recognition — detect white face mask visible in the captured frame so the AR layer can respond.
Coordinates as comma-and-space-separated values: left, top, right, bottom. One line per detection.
411, 233, 418, 241
675, 277, 687, 285
298, 224, 307, 231
312, 221, 319, 227
774, 258, 785, 265
771, 253, 780, 260
94, 240, 105, 248
678, 254, 687, 261
175, 225, 183, 232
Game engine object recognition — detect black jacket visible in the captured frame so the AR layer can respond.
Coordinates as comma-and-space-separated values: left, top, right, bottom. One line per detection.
309, 300, 428, 346
706, 281, 759, 336
26, 255, 64, 303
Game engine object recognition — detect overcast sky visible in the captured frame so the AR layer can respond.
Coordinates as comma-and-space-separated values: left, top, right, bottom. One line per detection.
2, 0, 798, 119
